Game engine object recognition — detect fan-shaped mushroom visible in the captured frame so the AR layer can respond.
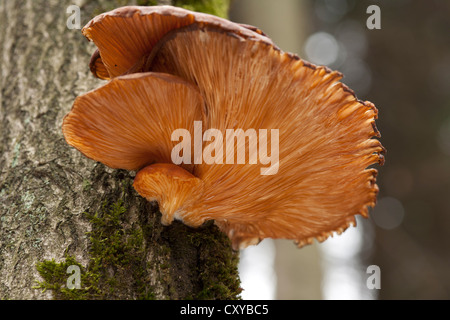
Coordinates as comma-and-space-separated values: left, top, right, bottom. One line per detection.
63, 6, 385, 250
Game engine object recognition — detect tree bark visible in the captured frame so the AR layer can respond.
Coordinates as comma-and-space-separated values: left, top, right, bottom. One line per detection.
0, 0, 240, 300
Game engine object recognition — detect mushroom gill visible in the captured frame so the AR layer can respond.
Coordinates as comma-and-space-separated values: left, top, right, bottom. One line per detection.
63, 6, 385, 250
146, 24, 385, 248
62, 72, 205, 173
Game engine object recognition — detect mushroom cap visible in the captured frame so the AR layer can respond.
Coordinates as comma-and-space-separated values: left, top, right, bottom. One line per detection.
82, 5, 274, 80
62, 72, 205, 172
70, 6, 385, 249
133, 163, 204, 226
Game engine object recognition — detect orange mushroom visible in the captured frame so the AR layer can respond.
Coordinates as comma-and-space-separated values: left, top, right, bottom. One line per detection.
63, 6, 385, 250
82, 5, 274, 80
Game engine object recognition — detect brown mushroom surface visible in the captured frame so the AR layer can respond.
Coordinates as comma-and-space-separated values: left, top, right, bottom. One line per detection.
64, 6, 385, 250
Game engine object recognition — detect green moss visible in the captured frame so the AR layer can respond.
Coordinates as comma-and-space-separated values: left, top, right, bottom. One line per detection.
135, 0, 230, 18
90, 0, 231, 27
137, 0, 158, 6
173, 0, 230, 18
35, 255, 99, 300
11, 142, 21, 168
161, 220, 241, 300
188, 222, 241, 300
82, 179, 91, 192
35, 198, 155, 300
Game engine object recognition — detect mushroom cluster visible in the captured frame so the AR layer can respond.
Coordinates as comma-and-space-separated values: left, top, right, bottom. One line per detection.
62, 6, 385, 249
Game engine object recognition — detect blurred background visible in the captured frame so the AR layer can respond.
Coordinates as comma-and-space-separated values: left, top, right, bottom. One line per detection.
230, 0, 450, 300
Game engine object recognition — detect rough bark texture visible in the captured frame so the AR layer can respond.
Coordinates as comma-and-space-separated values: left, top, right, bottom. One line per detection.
0, 0, 240, 300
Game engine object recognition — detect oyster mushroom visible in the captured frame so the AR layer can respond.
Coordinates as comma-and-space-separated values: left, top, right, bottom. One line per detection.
63, 6, 385, 249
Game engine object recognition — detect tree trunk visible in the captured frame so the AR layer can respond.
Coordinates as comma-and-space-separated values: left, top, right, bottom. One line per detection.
0, 0, 240, 300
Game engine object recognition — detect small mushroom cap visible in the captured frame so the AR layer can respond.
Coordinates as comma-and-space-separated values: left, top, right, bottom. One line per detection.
82, 5, 274, 79
133, 163, 204, 226
62, 72, 205, 172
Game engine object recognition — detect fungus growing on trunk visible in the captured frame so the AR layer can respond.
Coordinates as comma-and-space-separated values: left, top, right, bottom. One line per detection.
62, 6, 385, 250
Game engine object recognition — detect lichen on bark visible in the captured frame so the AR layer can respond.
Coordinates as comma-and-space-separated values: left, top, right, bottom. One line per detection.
0, 0, 240, 300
